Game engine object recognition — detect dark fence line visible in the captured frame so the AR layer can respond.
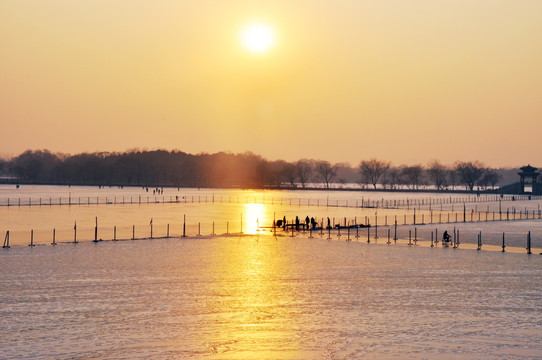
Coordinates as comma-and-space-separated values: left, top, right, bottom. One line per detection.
3, 222, 539, 255
0, 193, 540, 211
3, 211, 542, 254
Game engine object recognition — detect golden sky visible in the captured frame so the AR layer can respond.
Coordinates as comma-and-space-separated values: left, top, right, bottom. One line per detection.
1, 1, 541, 166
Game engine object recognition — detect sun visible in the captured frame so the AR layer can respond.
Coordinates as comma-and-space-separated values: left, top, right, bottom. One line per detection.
240, 23, 275, 53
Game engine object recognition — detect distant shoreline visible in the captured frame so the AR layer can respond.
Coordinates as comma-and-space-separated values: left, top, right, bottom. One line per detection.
0, 180, 500, 195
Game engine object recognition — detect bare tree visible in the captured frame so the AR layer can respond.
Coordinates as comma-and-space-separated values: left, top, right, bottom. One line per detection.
295, 159, 313, 188
478, 168, 501, 190
381, 168, 400, 189
448, 169, 457, 190
282, 162, 297, 187
401, 165, 424, 190
315, 161, 337, 189
426, 160, 448, 190
359, 159, 391, 189
454, 161, 486, 191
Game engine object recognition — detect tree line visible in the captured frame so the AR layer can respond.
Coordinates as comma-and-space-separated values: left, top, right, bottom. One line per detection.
0, 149, 514, 191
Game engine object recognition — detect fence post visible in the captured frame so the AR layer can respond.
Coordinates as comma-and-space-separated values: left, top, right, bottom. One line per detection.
394, 218, 397, 240
356, 223, 359, 239
374, 214, 378, 240
527, 231, 532, 254
387, 228, 391, 245
502, 232, 505, 252
3, 231, 10, 248
321, 218, 324, 236
52, 228, 56, 245
94, 217, 98, 242
29, 229, 35, 247
183, 214, 186, 237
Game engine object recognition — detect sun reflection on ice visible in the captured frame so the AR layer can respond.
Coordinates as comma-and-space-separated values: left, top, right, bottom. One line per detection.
244, 203, 266, 235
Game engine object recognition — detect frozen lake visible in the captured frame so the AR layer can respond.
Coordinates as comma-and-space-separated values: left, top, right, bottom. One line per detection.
1, 185, 542, 358
1, 235, 541, 359
1, 185, 541, 251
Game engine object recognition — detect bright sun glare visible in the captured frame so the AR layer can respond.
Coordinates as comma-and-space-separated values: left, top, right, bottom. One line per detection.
241, 23, 275, 53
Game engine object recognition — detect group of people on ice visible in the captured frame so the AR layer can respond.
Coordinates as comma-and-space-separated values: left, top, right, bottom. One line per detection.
276, 215, 320, 231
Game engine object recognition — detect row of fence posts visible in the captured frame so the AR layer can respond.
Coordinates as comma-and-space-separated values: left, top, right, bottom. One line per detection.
1, 214, 247, 247
279, 215, 537, 254
347, 210, 542, 228
1, 216, 538, 254
305, 221, 537, 255
1, 193, 540, 210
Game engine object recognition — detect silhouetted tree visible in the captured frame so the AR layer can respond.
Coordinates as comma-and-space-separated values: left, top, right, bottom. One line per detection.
400, 165, 424, 190
359, 159, 390, 189
5, 149, 514, 192
426, 160, 448, 190
381, 168, 400, 189
295, 159, 313, 188
478, 168, 500, 190
334, 163, 358, 184
12, 150, 60, 183
448, 169, 457, 190
282, 162, 297, 187
266, 160, 288, 187
315, 161, 337, 189
455, 161, 485, 191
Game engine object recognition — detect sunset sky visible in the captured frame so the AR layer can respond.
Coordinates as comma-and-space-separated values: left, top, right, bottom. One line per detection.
1, 1, 541, 167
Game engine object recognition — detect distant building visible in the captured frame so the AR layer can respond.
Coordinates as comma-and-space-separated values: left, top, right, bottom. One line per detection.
517, 165, 539, 193
497, 164, 541, 194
